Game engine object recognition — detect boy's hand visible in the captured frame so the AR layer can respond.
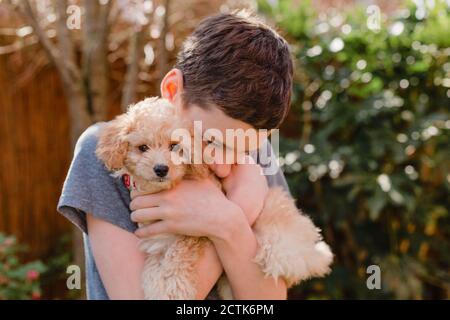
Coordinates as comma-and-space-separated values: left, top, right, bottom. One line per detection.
221, 156, 269, 226
129, 178, 246, 241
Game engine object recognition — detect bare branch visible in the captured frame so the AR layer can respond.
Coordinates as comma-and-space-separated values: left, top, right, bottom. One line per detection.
54, 0, 74, 60
0, 35, 38, 55
121, 28, 145, 111
19, 0, 91, 136
99, 0, 113, 38
20, 0, 79, 86
107, 0, 121, 28
157, 0, 171, 82
53, 0, 81, 83
82, 0, 111, 121
19, 0, 77, 86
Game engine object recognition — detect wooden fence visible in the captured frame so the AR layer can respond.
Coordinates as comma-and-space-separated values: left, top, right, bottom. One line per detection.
0, 54, 74, 260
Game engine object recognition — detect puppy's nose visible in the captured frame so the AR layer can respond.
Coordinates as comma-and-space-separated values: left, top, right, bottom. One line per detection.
153, 164, 169, 177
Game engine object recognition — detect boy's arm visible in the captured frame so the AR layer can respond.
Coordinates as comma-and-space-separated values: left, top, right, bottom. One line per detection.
216, 161, 288, 300
86, 214, 145, 299
212, 217, 288, 300
86, 213, 223, 300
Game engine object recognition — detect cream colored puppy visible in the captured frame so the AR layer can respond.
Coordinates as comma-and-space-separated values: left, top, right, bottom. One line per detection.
96, 97, 333, 299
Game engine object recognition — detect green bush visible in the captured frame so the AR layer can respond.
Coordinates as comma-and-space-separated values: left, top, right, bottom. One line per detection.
0, 233, 47, 300
260, 0, 450, 299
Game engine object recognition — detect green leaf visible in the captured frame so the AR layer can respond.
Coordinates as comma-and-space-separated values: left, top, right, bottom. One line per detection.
367, 189, 388, 220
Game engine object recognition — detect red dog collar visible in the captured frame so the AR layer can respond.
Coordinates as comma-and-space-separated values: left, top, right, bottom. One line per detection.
122, 174, 136, 191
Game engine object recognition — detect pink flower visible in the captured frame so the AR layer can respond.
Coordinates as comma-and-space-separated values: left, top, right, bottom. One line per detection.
26, 270, 40, 281
31, 291, 41, 300
4, 237, 14, 246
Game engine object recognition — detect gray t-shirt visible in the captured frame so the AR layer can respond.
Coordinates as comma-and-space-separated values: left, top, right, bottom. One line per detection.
57, 123, 290, 300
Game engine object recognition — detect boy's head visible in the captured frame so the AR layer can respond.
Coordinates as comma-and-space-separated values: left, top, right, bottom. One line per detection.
160, 10, 293, 176
162, 10, 293, 129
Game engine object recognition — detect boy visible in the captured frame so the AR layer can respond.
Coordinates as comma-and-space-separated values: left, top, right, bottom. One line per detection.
58, 10, 293, 300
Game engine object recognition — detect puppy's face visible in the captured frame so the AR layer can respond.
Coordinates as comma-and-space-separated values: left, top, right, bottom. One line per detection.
124, 117, 186, 188
96, 98, 205, 190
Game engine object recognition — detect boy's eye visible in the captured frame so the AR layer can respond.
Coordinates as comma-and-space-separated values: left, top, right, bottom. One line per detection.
169, 143, 180, 152
138, 145, 149, 152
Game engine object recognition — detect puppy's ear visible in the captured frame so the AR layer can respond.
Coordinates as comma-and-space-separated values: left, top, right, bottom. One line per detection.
96, 114, 132, 171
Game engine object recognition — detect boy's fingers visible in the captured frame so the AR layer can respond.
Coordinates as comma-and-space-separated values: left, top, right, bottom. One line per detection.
130, 189, 150, 199
130, 194, 161, 211
130, 208, 165, 223
134, 221, 169, 238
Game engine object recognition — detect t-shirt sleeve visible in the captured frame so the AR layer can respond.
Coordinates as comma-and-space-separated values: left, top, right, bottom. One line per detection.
57, 123, 136, 234
256, 140, 291, 195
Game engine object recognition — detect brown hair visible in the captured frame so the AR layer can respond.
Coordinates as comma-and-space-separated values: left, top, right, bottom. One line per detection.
176, 10, 294, 130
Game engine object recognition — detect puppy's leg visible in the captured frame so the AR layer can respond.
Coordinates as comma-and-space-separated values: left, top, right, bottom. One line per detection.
141, 236, 208, 300
253, 187, 333, 288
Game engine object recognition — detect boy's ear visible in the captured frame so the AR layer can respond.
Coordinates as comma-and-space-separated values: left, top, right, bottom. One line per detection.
160, 68, 184, 103
96, 114, 132, 171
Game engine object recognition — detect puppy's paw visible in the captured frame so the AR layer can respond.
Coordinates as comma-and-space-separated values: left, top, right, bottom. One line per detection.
254, 237, 333, 287
253, 187, 333, 287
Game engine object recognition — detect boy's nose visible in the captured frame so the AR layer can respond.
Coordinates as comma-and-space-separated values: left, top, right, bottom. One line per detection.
153, 164, 169, 177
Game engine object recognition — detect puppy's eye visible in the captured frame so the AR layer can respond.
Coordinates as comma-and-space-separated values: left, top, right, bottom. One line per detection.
138, 145, 149, 152
169, 143, 180, 152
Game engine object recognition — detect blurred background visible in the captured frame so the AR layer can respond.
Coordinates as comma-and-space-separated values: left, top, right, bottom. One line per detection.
0, 0, 448, 300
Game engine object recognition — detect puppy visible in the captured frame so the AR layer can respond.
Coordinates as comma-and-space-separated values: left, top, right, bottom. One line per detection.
96, 97, 333, 299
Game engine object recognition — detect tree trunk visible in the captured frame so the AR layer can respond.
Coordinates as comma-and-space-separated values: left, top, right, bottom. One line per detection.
66, 86, 92, 144
82, 0, 111, 122
66, 88, 92, 299
157, 0, 171, 82
121, 29, 145, 111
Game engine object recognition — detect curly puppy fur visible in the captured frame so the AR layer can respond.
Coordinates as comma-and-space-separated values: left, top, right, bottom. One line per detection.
96, 97, 333, 300
252, 187, 333, 288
